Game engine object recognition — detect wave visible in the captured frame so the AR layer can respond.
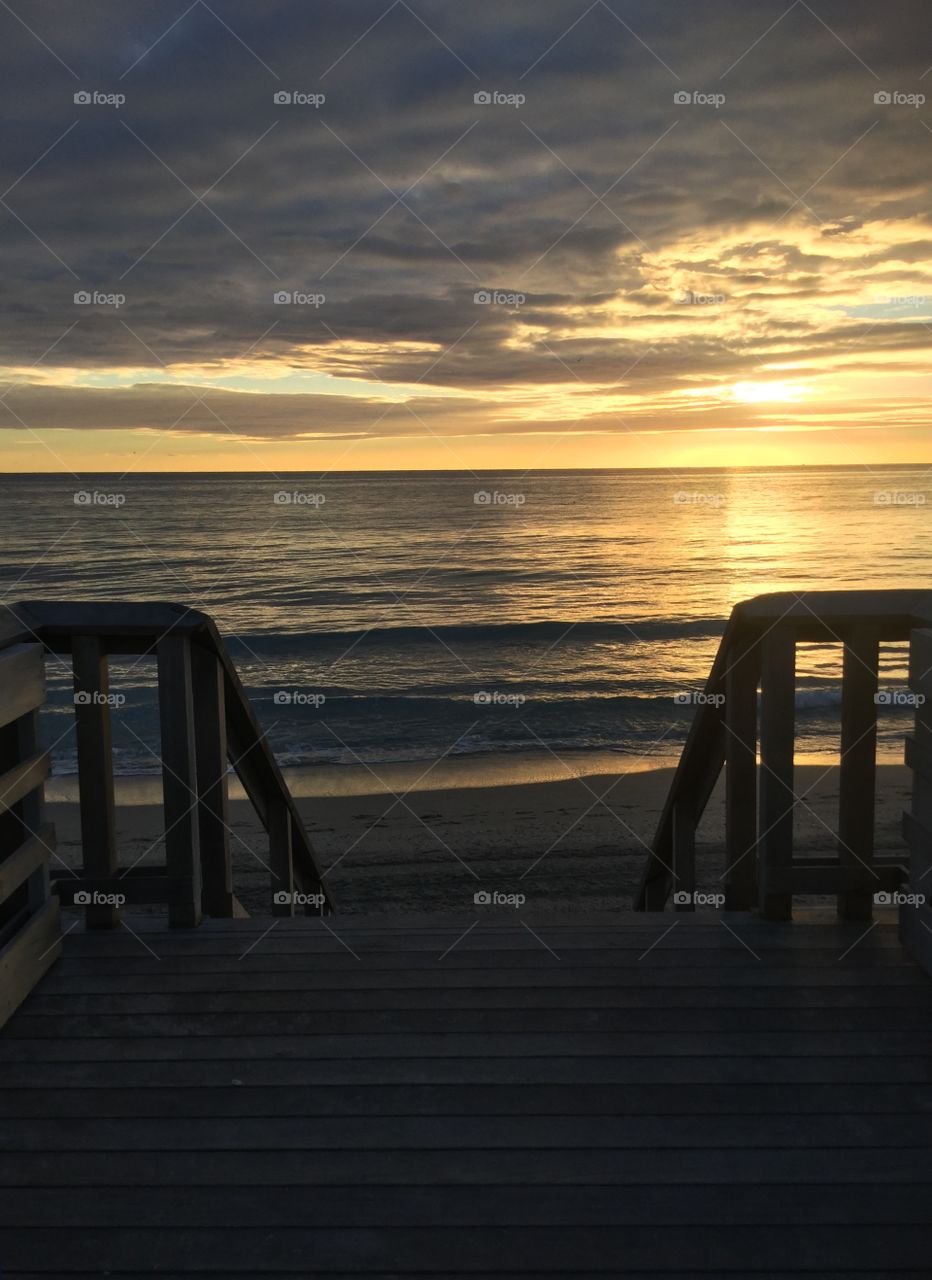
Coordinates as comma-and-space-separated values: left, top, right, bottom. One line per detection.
226, 617, 728, 652
794, 689, 843, 710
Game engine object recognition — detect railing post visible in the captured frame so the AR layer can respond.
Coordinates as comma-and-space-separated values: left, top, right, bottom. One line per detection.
724, 633, 759, 911
269, 797, 294, 916
191, 644, 233, 917
900, 629, 932, 968
672, 800, 695, 910
157, 635, 202, 928
72, 636, 119, 929
758, 627, 796, 921
837, 626, 880, 922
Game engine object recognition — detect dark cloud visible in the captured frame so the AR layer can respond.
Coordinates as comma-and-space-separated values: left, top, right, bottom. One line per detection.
1, 0, 930, 446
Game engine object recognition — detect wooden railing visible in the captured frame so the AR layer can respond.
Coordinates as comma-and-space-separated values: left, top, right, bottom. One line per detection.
3, 601, 334, 931
0, 638, 61, 1023
636, 590, 932, 919
898, 627, 932, 971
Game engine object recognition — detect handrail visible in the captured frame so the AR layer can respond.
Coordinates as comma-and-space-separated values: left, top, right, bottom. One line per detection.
636, 590, 932, 918
0, 637, 61, 1025
3, 601, 334, 926
898, 627, 932, 975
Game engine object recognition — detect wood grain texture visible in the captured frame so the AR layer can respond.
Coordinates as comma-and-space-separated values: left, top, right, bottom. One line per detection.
2, 912, 932, 1274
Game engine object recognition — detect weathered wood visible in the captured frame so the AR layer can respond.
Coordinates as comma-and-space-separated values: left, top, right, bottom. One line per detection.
31, 954, 925, 987
0, 751, 49, 816
18, 601, 205, 652
4, 1048, 932, 1089
7, 1111, 932, 1151
71, 636, 119, 929
740, 589, 932, 637
908, 627, 932, 696
10, 1005, 932, 1039
26, 922, 911, 952
269, 797, 294, 916
636, 616, 732, 909
157, 635, 202, 928
1, 1223, 931, 1274
763, 862, 905, 895
724, 632, 759, 910
53, 873, 194, 908
20, 982, 932, 1013
0, 899, 59, 1027
0, 1180, 929, 1226
217, 642, 329, 906
758, 628, 796, 920
837, 626, 880, 920
5, 1078, 932, 1117
0, 1271, 904, 1280
10, 692, 49, 919
904, 732, 932, 835
0, 826, 54, 905
6, 1027, 932, 1063
0, 644, 45, 729
190, 643, 233, 918
671, 801, 695, 910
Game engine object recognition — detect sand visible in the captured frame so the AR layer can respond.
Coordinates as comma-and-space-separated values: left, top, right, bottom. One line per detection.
46, 760, 912, 917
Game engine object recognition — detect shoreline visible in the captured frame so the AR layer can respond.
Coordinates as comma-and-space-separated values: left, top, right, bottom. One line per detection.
47, 761, 913, 917
44, 744, 907, 806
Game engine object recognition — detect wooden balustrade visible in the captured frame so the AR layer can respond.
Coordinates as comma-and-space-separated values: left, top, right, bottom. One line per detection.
637, 590, 932, 918
3, 601, 334, 933
898, 627, 932, 974
0, 638, 60, 1025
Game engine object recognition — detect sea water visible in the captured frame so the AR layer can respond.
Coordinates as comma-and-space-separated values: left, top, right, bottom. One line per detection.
3, 466, 929, 790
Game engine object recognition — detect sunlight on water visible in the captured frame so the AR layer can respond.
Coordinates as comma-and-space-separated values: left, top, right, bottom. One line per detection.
3, 466, 928, 776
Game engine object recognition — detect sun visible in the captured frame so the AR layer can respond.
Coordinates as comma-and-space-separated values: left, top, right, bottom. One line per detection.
732, 381, 807, 404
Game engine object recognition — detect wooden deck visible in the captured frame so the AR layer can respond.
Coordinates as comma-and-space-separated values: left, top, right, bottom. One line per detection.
3, 911, 932, 1276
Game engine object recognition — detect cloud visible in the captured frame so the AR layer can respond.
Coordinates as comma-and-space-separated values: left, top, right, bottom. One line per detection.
1, 0, 930, 459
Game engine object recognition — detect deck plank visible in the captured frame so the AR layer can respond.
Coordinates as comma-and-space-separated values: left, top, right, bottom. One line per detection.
3, 913, 932, 1275
3, 1225, 932, 1273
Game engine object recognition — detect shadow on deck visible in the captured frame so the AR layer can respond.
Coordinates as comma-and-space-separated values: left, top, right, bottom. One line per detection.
4, 593, 932, 1273
3, 909, 932, 1276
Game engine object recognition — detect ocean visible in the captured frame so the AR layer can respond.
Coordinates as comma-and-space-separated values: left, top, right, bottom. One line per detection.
4, 466, 929, 792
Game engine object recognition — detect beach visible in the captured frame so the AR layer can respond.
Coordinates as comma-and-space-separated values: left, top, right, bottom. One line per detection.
47, 760, 912, 917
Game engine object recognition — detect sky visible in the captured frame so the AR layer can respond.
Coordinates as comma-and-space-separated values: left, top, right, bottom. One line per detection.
1, 0, 931, 471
